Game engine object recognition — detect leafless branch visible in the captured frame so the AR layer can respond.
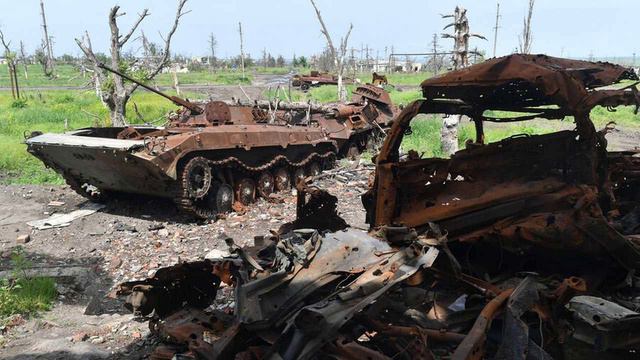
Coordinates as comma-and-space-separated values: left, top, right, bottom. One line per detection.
337, 24, 353, 70
143, 1, 187, 78
309, 0, 337, 61
75, 31, 98, 63
519, 0, 535, 54
0, 30, 11, 52
119, 9, 150, 46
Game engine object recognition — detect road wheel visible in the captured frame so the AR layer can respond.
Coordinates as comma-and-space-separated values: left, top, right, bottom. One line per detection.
207, 181, 233, 214
300, 83, 310, 91
293, 168, 306, 187
346, 144, 360, 160
184, 157, 212, 199
235, 178, 256, 205
176, 157, 216, 219
324, 154, 337, 170
274, 168, 291, 191
307, 162, 321, 177
257, 171, 275, 198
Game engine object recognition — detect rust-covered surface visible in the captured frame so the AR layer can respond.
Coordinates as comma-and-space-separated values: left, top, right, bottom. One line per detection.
117, 55, 640, 359
367, 54, 640, 226
291, 71, 353, 90
26, 96, 338, 219
315, 84, 398, 158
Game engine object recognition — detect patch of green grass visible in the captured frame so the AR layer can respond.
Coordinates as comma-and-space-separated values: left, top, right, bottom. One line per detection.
0, 64, 88, 88
254, 67, 293, 75
156, 70, 252, 86
590, 105, 640, 128
0, 64, 262, 88
0, 90, 179, 184
0, 247, 57, 321
0, 277, 57, 319
265, 84, 423, 106
387, 88, 422, 106
400, 116, 557, 158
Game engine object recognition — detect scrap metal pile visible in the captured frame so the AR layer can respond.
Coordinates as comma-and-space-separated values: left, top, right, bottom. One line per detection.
118, 55, 640, 359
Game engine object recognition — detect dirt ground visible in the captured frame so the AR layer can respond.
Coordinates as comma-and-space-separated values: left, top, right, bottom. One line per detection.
0, 159, 370, 359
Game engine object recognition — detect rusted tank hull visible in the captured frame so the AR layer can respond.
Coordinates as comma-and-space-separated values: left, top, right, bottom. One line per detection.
26, 122, 338, 219
27, 133, 173, 198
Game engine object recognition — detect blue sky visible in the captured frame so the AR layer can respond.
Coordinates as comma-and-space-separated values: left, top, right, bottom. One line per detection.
0, 0, 636, 60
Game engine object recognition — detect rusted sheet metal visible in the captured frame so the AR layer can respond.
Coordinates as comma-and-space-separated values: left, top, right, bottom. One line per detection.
118, 223, 444, 359
421, 54, 638, 110
367, 55, 640, 232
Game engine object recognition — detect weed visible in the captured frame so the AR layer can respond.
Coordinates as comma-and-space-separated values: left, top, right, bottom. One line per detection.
10, 99, 27, 109
0, 247, 57, 321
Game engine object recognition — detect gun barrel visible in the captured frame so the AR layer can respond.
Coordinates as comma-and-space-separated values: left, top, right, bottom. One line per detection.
97, 63, 202, 113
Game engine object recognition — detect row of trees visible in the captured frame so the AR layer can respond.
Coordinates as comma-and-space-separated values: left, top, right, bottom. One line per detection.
2, 0, 532, 129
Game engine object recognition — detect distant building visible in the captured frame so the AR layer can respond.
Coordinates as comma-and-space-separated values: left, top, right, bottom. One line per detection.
161, 63, 190, 74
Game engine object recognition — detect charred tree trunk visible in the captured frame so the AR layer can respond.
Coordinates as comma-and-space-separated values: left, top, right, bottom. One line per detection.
440, 7, 485, 156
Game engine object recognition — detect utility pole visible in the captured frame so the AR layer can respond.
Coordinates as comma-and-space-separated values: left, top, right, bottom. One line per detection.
39, 0, 55, 76
238, 22, 245, 81
431, 33, 439, 74
633, 52, 636, 66
262, 47, 267, 70
390, 45, 395, 72
492, 2, 500, 58
208, 33, 217, 71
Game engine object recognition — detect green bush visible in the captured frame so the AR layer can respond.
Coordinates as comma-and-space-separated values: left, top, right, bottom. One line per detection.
10, 99, 27, 109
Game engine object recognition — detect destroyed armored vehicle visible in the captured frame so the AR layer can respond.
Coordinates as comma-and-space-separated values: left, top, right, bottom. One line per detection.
118, 55, 640, 359
291, 71, 352, 91
26, 66, 338, 219
315, 84, 398, 158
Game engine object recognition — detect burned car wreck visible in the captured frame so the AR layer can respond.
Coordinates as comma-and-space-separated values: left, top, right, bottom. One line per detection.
118, 55, 640, 359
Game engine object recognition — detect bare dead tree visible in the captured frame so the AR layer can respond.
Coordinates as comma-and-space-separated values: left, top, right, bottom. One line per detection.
440, 6, 486, 156
208, 33, 217, 71
19, 41, 29, 80
39, 0, 55, 77
238, 22, 245, 81
75, 0, 189, 127
0, 30, 20, 99
309, 0, 353, 102
519, 0, 535, 54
